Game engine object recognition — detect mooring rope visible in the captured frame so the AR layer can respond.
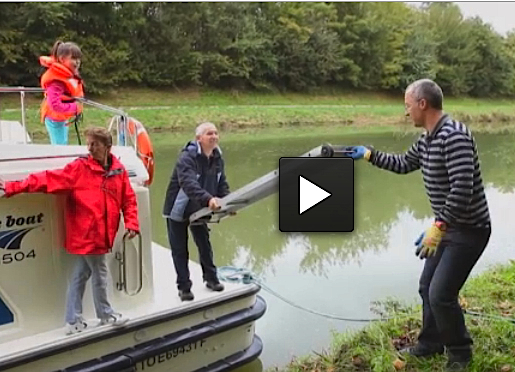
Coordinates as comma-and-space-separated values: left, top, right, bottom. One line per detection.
217, 266, 515, 324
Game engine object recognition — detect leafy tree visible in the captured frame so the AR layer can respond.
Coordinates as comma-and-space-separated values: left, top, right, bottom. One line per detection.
0, 2, 513, 97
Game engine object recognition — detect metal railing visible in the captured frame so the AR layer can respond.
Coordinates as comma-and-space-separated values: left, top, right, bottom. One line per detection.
115, 232, 144, 296
0, 86, 136, 151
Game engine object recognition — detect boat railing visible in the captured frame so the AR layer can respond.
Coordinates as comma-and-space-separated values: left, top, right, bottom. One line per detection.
0, 86, 137, 153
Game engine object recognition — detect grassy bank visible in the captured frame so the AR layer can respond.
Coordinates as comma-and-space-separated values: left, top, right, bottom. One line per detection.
269, 261, 515, 372
1, 88, 515, 143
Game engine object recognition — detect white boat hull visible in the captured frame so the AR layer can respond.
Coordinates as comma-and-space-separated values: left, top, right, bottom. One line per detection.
2, 294, 265, 372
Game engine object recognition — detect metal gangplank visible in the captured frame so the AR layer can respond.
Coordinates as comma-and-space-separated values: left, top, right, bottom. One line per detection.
189, 144, 354, 223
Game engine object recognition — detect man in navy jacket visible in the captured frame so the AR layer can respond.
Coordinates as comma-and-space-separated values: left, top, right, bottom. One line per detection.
163, 122, 230, 301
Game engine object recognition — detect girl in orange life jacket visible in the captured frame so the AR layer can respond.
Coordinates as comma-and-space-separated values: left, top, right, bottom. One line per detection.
39, 40, 84, 145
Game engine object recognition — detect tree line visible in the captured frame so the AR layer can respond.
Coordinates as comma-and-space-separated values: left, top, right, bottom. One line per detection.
1, 2, 514, 96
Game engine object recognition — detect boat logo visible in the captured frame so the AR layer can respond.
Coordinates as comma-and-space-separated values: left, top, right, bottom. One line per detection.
0, 213, 44, 250
0, 227, 39, 250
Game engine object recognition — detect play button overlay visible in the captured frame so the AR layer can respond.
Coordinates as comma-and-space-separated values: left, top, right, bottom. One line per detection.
279, 157, 353, 232
299, 176, 331, 214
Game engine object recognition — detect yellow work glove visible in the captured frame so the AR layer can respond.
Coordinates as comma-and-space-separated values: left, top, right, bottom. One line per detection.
415, 221, 446, 259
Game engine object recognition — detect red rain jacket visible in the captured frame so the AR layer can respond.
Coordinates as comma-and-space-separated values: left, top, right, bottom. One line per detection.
4, 154, 139, 255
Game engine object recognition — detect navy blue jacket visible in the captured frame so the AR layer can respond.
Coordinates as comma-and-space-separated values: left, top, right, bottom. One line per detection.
162, 141, 230, 222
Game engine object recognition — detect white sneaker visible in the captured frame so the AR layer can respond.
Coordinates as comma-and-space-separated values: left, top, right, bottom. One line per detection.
65, 318, 88, 335
99, 313, 129, 327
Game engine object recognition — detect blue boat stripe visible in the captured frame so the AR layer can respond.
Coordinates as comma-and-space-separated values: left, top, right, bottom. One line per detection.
0, 227, 36, 250
0, 230, 22, 249
0, 294, 14, 326
6, 228, 33, 250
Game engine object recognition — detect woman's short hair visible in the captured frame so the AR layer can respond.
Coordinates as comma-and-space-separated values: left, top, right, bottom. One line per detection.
84, 127, 112, 147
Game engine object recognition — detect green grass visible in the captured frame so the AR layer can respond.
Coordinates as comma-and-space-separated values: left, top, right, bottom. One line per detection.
268, 262, 515, 372
2, 86, 514, 107
1, 88, 515, 143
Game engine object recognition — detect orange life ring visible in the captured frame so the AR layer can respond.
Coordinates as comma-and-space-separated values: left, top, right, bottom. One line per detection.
125, 118, 155, 186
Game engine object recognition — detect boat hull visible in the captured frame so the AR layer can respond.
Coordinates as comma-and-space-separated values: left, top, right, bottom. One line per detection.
2, 296, 265, 372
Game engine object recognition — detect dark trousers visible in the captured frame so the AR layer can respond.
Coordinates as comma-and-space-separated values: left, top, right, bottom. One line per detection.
417, 225, 491, 357
166, 219, 218, 291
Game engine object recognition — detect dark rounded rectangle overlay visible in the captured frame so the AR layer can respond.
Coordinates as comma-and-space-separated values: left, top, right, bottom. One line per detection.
279, 157, 354, 233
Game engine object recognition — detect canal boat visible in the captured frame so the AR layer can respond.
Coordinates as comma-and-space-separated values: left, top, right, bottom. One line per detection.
0, 87, 266, 372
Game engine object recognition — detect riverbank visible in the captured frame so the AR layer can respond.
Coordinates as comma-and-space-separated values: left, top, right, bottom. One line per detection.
1, 88, 515, 143
268, 261, 515, 372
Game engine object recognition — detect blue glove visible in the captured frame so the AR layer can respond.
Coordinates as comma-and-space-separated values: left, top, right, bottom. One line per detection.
414, 232, 425, 256
349, 146, 372, 161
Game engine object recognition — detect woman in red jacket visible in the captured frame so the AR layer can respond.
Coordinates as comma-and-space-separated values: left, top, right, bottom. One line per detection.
0, 127, 139, 335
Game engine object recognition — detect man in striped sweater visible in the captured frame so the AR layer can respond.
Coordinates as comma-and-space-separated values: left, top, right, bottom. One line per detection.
350, 79, 491, 371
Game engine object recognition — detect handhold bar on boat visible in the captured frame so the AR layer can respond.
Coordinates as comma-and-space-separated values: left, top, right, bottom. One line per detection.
115, 231, 143, 296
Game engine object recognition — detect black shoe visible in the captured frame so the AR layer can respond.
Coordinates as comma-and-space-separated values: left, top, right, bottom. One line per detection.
445, 360, 470, 371
400, 343, 444, 358
206, 281, 224, 292
178, 289, 194, 301
445, 350, 471, 371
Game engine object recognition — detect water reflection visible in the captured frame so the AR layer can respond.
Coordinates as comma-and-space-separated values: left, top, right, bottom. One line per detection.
232, 359, 263, 372
148, 131, 515, 370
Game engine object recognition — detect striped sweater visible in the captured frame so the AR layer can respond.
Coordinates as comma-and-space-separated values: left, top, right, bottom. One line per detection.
369, 114, 490, 228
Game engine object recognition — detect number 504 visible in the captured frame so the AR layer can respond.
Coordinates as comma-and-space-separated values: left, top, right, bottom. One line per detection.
1, 250, 36, 264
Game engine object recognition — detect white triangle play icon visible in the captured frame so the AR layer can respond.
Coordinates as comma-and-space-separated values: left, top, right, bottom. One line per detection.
299, 175, 331, 214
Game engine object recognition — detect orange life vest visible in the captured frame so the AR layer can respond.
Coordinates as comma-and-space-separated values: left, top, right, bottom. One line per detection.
39, 56, 84, 123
